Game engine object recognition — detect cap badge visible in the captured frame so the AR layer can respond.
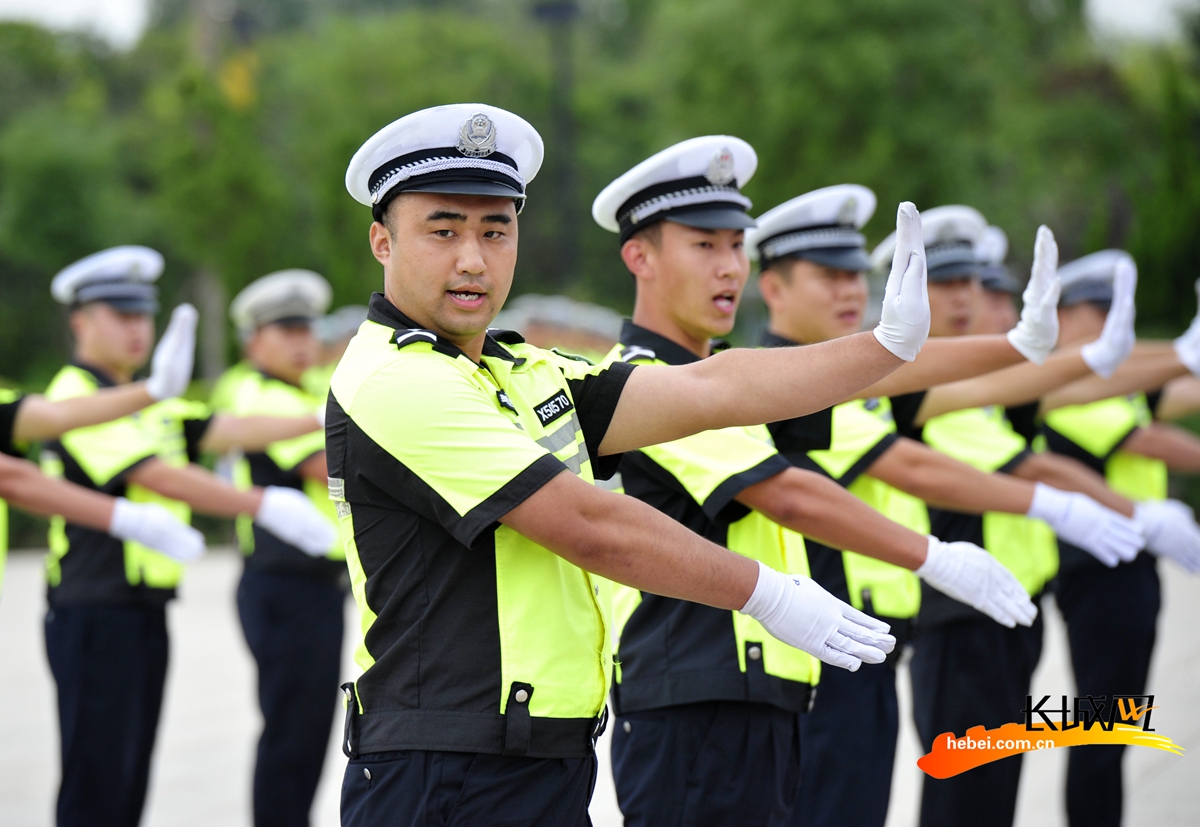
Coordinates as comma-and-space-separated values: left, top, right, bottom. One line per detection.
705, 148, 735, 186
457, 113, 498, 158
837, 197, 858, 225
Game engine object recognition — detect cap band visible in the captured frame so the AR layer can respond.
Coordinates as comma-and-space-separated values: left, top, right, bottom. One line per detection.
925, 240, 979, 277
1060, 281, 1114, 307
74, 280, 159, 306
758, 225, 866, 261
616, 175, 751, 243
369, 147, 524, 202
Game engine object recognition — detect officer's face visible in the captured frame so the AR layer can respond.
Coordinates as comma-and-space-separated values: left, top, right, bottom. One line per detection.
70, 303, 155, 376
759, 259, 867, 343
972, 287, 1019, 335
1056, 302, 1107, 346
927, 277, 977, 337
246, 321, 318, 385
371, 193, 518, 355
625, 221, 748, 341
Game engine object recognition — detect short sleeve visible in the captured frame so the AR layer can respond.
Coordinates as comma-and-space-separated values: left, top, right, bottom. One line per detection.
0, 391, 24, 457
767, 407, 834, 456
554, 355, 635, 479
346, 359, 567, 547
639, 425, 790, 520
888, 391, 927, 440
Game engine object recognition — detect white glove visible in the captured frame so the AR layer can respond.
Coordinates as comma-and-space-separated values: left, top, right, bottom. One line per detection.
739, 560, 896, 672
255, 486, 339, 557
873, 202, 929, 362
916, 536, 1038, 628
1135, 499, 1200, 573
1172, 279, 1200, 377
145, 304, 199, 401
314, 403, 326, 430
1006, 226, 1061, 365
1082, 258, 1137, 379
109, 498, 206, 563
1025, 483, 1142, 567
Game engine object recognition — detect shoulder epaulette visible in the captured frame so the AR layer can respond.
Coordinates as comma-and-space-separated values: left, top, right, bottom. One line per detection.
549, 347, 594, 365
392, 329, 439, 349
487, 328, 526, 345
619, 345, 657, 363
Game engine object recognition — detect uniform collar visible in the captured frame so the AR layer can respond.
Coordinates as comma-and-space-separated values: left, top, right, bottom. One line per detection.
69, 359, 119, 388
366, 292, 524, 365
619, 320, 709, 365
759, 329, 805, 348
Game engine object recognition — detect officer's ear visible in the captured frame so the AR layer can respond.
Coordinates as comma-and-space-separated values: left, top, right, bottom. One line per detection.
757, 264, 790, 312
621, 230, 661, 283
67, 306, 92, 341
369, 220, 393, 266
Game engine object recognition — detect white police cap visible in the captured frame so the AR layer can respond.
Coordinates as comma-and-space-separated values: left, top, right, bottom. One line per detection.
313, 304, 369, 346
975, 225, 1021, 295
1057, 249, 1134, 307
230, 269, 332, 338
346, 103, 544, 222
870, 204, 987, 282
592, 136, 757, 243
746, 184, 877, 271
51, 246, 164, 314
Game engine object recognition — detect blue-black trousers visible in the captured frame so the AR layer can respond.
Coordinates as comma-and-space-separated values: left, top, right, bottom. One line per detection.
341, 749, 597, 827
44, 602, 169, 827
612, 700, 802, 827
237, 569, 345, 827
909, 611, 1044, 827
792, 659, 899, 827
1055, 548, 1160, 827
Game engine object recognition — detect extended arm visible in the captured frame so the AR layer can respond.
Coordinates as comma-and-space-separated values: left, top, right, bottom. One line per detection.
0, 453, 115, 528
12, 385, 157, 443
1124, 423, 1200, 473
127, 458, 264, 517
1040, 346, 1187, 413
1007, 453, 1134, 516
198, 414, 321, 454
736, 467, 929, 568
865, 438, 1033, 514
602, 332, 901, 455
1147, 376, 1200, 422
853, 335, 1023, 400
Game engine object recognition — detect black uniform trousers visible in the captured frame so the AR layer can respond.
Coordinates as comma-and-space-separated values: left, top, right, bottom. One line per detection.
341, 749, 598, 827
793, 659, 899, 827
612, 700, 802, 827
44, 602, 169, 827
909, 610, 1044, 827
1054, 548, 1160, 827
237, 569, 345, 827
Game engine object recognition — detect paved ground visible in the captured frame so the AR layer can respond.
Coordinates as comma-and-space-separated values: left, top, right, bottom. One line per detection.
1, 547, 1196, 826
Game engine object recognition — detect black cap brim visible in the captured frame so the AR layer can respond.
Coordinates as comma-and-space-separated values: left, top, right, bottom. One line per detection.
1059, 282, 1114, 307
666, 206, 757, 232
95, 297, 160, 315
794, 247, 872, 272
928, 260, 981, 282
980, 267, 1021, 295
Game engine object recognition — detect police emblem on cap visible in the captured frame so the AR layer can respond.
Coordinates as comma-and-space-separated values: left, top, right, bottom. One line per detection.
837, 197, 858, 225
457, 113, 498, 158
705, 148, 736, 186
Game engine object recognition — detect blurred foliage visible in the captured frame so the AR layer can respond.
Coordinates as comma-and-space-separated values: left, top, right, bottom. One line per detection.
0, 0, 1197, 384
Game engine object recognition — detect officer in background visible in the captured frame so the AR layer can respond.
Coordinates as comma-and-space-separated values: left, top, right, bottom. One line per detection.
592, 144, 1040, 826
42, 246, 339, 827
1041, 251, 1200, 827
745, 188, 1142, 827
304, 303, 368, 398
0, 302, 203, 592
221, 270, 345, 827
330, 103, 934, 825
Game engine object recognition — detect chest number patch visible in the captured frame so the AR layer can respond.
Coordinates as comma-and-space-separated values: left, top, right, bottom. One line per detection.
534, 390, 575, 427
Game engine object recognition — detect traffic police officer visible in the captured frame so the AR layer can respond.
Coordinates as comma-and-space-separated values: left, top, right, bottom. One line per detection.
0, 300, 203, 592
1041, 250, 1200, 827
591, 145, 1037, 826
42, 246, 338, 827
330, 103, 940, 825
745, 188, 1142, 827
222, 269, 345, 827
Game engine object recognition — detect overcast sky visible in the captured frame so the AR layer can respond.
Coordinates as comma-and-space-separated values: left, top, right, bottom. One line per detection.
0, 0, 1195, 48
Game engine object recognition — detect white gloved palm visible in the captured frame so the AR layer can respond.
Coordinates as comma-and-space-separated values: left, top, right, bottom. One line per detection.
1082, 258, 1137, 379
1025, 483, 1142, 567
873, 202, 930, 362
255, 486, 339, 557
146, 304, 199, 401
109, 497, 206, 563
916, 536, 1038, 627
1172, 279, 1200, 377
1006, 226, 1062, 365
1135, 499, 1200, 573
740, 560, 895, 672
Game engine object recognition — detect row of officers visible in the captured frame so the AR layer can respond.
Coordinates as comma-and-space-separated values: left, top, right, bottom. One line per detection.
3, 101, 1199, 827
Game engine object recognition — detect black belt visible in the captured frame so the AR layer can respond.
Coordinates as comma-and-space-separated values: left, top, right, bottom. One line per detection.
341, 682, 607, 760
